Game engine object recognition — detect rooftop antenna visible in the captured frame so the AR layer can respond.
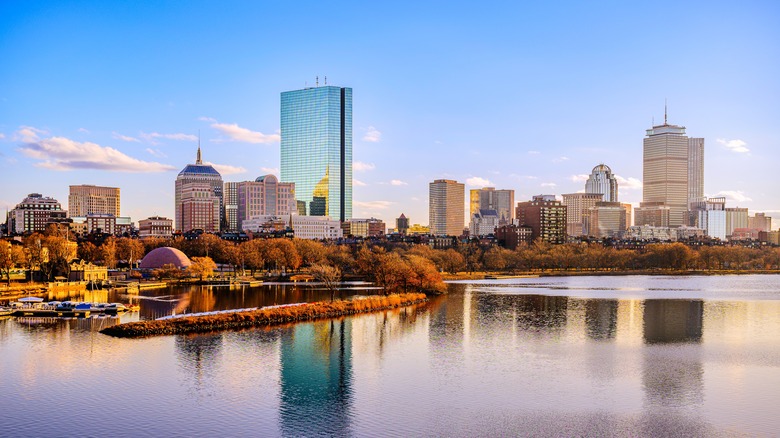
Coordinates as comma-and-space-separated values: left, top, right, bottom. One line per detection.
324, 76, 327, 85
664, 99, 668, 125
196, 130, 202, 164
316, 76, 319, 87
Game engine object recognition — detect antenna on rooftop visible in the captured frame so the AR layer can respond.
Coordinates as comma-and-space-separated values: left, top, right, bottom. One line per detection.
324, 76, 327, 85
664, 98, 668, 125
196, 130, 202, 164
316, 76, 319, 87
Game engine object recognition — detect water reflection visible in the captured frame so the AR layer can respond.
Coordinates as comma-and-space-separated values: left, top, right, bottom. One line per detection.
279, 319, 353, 437
515, 295, 569, 332
175, 333, 224, 395
643, 300, 703, 343
584, 299, 618, 340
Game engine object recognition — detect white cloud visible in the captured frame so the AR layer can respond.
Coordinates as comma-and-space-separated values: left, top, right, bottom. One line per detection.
15, 126, 47, 142
615, 175, 643, 190
354, 200, 393, 210
570, 174, 588, 183
363, 126, 382, 142
466, 176, 492, 187
527, 151, 541, 155
390, 179, 408, 186
353, 178, 367, 187
260, 167, 279, 175
717, 138, 749, 154
211, 122, 280, 144
141, 132, 198, 142
145, 148, 167, 158
198, 116, 217, 122
77, 128, 90, 134
204, 161, 246, 175
112, 132, 140, 143
715, 190, 752, 204
353, 161, 376, 172
18, 135, 175, 172
552, 156, 569, 163
541, 182, 557, 188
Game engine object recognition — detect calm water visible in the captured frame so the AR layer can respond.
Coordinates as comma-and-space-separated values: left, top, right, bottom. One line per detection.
1, 275, 779, 437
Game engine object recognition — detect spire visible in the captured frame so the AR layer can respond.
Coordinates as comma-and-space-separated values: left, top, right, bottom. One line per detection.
664, 99, 668, 125
196, 131, 202, 165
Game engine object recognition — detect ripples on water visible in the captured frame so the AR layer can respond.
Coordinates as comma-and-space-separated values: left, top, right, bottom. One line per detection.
0, 275, 778, 436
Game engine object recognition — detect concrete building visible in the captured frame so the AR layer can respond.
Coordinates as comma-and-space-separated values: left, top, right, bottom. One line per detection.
8, 193, 68, 234
586, 202, 628, 238
469, 209, 500, 237
561, 193, 603, 237
236, 175, 297, 232
343, 218, 386, 237
139, 216, 173, 239
281, 84, 352, 221
68, 185, 120, 218
748, 213, 772, 232
241, 214, 343, 240
690, 197, 726, 240
585, 164, 618, 202
395, 214, 409, 235
469, 187, 514, 225
725, 207, 749, 239
516, 195, 567, 244
175, 146, 223, 232
688, 137, 704, 208
223, 182, 239, 233
429, 179, 465, 236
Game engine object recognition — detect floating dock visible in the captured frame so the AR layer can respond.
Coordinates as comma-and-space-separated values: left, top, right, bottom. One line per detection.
11, 309, 92, 318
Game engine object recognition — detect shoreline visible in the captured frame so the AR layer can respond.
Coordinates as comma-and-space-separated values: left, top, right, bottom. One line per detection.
442, 269, 780, 281
100, 293, 428, 338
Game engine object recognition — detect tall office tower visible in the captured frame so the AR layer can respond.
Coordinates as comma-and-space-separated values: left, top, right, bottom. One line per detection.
642, 111, 695, 227
429, 179, 465, 236
516, 195, 567, 244
469, 187, 515, 225
585, 164, 619, 202
223, 182, 239, 233
561, 192, 603, 236
281, 84, 352, 221
174, 146, 223, 232
236, 175, 297, 231
688, 137, 704, 206
68, 185, 120, 217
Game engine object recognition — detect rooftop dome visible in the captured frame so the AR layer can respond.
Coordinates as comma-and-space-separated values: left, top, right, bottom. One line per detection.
592, 163, 612, 173
177, 145, 221, 177
139, 247, 192, 269
255, 174, 278, 183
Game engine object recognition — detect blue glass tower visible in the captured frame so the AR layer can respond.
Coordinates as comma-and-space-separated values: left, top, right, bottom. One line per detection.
281, 85, 352, 221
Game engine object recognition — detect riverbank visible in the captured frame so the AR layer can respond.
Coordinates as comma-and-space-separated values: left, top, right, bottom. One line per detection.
100, 292, 428, 338
442, 269, 780, 281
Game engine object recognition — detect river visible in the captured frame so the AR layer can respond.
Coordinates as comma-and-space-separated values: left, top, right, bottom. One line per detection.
1, 275, 778, 436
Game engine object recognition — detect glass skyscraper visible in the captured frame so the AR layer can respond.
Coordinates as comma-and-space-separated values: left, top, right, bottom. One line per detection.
281, 85, 352, 221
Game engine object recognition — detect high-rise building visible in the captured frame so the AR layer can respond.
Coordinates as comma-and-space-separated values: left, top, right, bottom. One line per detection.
585, 164, 618, 202
516, 195, 567, 244
236, 175, 297, 231
175, 146, 223, 232
429, 179, 465, 236
725, 207, 748, 238
8, 193, 68, 234
223, 182, 239, 233
561, 193, 603, 236
690, 197, 726, 240
641, 111, 704, 227
68, 185, 120, 217
469, 187, 515, 225
281, 84, 352, 221
586, 202, 629, 238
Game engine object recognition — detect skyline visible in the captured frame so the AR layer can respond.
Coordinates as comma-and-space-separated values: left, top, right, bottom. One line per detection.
1, 1, 779, 229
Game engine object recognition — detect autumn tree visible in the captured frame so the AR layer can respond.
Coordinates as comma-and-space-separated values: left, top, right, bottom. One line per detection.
293, 239, 327, 267
405, 254, 446, 293
78, 241, 99, 263
0, 242, 27, 285
153, 263, 183, 280
41, 235, 74, 280
116, 237, 145, 268
23, 233, 45, 282
188, 256, 217, 281
100, 237, 118, 268
309, 263, 342, 301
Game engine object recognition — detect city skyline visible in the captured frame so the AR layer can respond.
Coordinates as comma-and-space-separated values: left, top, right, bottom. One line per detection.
1, 2, 778, 229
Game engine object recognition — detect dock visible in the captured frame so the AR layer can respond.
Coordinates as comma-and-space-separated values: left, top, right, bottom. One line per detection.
11, 309, 92, 318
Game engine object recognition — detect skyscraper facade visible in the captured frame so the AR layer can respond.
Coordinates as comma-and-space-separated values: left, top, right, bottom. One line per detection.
281, 85, 352, 221
429, 179, 465, 236
688, 137, 704, 206
68, 185, 120, 217
175, 147, 223, 232
469, 187, 515, 225
585, 164, 618, 202
561, 192, 603, 236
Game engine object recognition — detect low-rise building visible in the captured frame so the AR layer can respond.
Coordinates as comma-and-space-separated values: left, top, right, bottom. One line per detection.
68, 260, 108, 282
495, 223, 534, 249
469, 209, 499, 237
242, 215, 342, 240
139, 216, 173, 238
343, 218, 386, 237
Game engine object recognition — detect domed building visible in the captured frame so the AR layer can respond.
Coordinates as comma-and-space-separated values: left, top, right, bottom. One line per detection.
174, 145, 223, 232
139, 247, 192, 269
585, 163, 618, 202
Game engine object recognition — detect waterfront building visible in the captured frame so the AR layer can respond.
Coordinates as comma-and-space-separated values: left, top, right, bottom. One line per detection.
689, 197, 726, 240
343, 218, 386, 237
748, 213, 772, 232
469, 209, 500, 237
139, 216, 173, 239
561, 193, 603, 237
585, 164, 618, 202
495, 223, 534, 249
224, 182, 239, 233
395, 214, 409, 235
429, 179, 465, 236
516, 195, 567, 244
725, 207, 749, 240
68, 185, 120, 217
585, 202, 628, 238
281, 84, 352, 221
642, 111, 704, 227
236, 175, 297, 232
68, 260, 108, 282
469, 187, 514, 225
8, 193, 68, 234
241, 214, 343, 240
175, 146, 223, 232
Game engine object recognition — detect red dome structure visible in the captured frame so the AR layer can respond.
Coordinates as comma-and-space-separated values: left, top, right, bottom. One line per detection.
139, 247, 192, 269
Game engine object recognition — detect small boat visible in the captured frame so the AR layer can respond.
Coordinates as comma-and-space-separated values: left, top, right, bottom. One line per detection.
0, 308, 13, 317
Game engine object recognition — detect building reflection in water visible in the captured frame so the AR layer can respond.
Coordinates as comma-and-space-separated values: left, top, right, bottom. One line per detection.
279, 319, 352, 437
584, 299, 618, 340
514, 295, 569, 333
643, 300, 703, 344
175, 333, 224, 393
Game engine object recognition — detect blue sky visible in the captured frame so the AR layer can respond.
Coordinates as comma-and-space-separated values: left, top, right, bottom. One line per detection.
1, 1, 778, 228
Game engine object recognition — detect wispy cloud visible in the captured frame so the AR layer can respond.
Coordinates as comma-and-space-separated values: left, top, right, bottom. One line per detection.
541, 182, 557, 188
353, 161, 376, 172
615, 175, 643, 190
141, 132, 198, 143
569, 174, 588, 183
211, 121, 279, 144
77, 128, 90, 134
15, 126, 47, 142
552, 156, 569, 163
198, 116, 217, 122
715, 190, 752, 203
717, 138, 749, 153
390, 179, 407, 186
353, 178, 367, 187
362, 126, 382, 142
18, 135, 175, 172
204, 161, 246, 175
466, 176, 492, 187
112, 132, 140, 143
260, 167, 279, 175
145, 148, 167, 158
355, 200, 393, 210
